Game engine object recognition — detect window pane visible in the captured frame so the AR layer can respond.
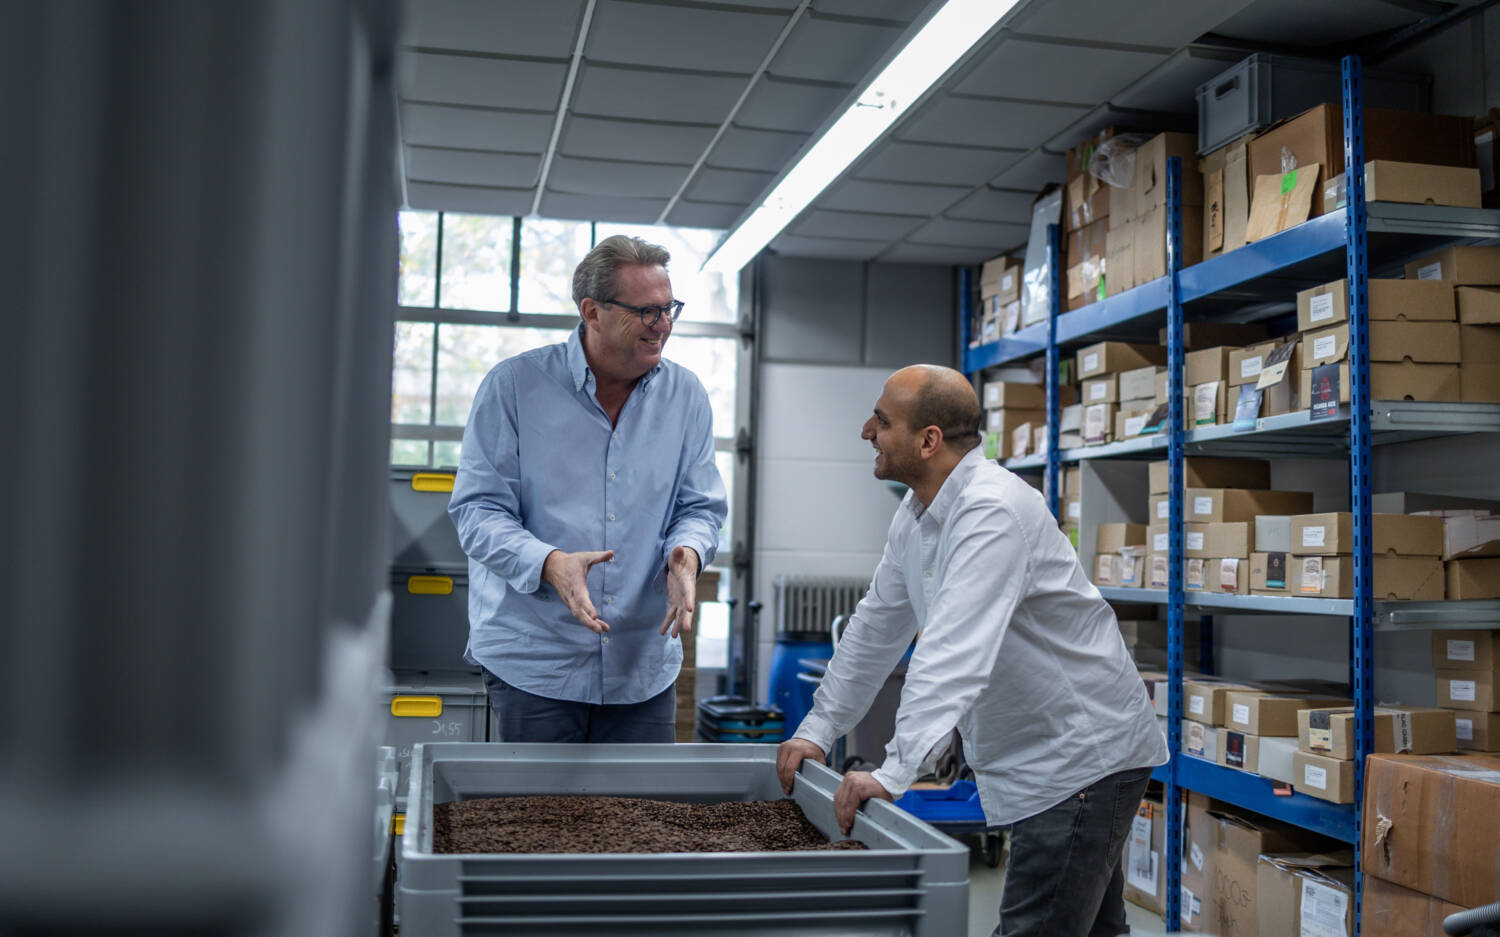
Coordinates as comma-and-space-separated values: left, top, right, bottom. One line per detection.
398, 210, 438, 307
695, 601, 728, 669
518, 218, 593, 313
434, 324, 573, 426
391, 321, 435, 423
597, 224, 738, 324
714, 449, 734, 559
433, 440, 462, 469
666, 336, 737, 437
391, 439, 429, 466
440, 213, 513, 313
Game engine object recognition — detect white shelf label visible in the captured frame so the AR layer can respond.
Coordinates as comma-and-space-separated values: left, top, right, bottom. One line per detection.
1447, 639, 1476, 662
1450, 680, 1477, 702
1189, 695, 1205, 715
1241, 355, 1263, 378
1302, 526, 1326, 548
1300, 879, 1350, 937
1158, 500, 1169, 519
1090, 382, 1107, 400
1187, 531, 1204, 551
1155, 533, 1169, 552
1084, 352, 1100, 373
1308, 293, 1335, 323
1417, 261, 1443, 281
1313, 334, 1337, 359
1232, 703, 1251, 726
1068, 500, 1081, 519
1193, 496, 1213, 515
1303, 764, 1329, 790
1457, 717, 1474, 741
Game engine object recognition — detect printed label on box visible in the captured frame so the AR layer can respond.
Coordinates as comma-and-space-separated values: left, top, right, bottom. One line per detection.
1301, 879, 1349, 937
1187, 531, 1204, 551
1301, 556, 1323, 594
1304, 763, 1329, 790
1155, 533, 1169, 552
1097, 555, 1115, 583
1393, 711, 1413, 754
1187, 721, 1207, 756
1189, 695, 1205, 715
1127, 813, 1157, 893
1121, 553, 1139, 584
1417, 261, 1443, 281
1190, 841, 1204, 872
1313, 334, 1337, 359
1151, 554, 1168, 587
1310, 363, 1341, 422
1125, 415, 1147, 437
1240, 355, 1263, 379
1085, 404, 1108, 443
1182, 887, 1198, 923
1068, 501, 1081, 519
1451, 680, 1478, 702
1224, 730, 1246, 767
1267, 551, 1287, 589
1090, 382, 1107, 400
1158, 500, 1169, 519
1457, 717, 1474, 741
1448, 639, 1476, 662
1193, 496, 1213, 515
1309, 292, 1335, 323
1303, 526, 1327, 548
1194, 382, 1219, 425
1220, 558, 1239, 591
1232, 703, 1251, 726
1084, 352, 1100, 373
1187, 558, 1205, 588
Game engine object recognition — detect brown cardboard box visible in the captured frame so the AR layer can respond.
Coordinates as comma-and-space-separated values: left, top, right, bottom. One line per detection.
1076, 341, 1167, 379
1114, 408, 1155, 441
1404, 244, 1500, 284
1447, 558, 1500, 599
1185, 555, 1250, 594
1217, 726, 1259, 771
1257, 854, 1355, 937
1457, 285, 1500, 324
1461, 321, 1500, 364
1324, 160, 1483, 210
1081, 375, 1118, 405
1159, 322, 1271, 350
1250, 551, 1292, 595
1190, 522, 1251, 559
1118, 365, 1160, 402
1289, 512, 1445, 556
1133, 131, 1204, 211
1228, 340, 1283, 387
1094, 553, 1119, 585
1436, 668, 1500, 711
1209, 810, 1328, 937
1186, 346, 1233, 386
1097, 523, 1146, 553
1132, 203, 1205, 283
1181, 793, 1216, 932
1189, 381, 1229, 427
1297, 278, 1456, 331
1121, 793, 1165, 914
1145, 552, 1169, 588
1301, 321, 1462, 367
1148, 494, 1170, 524
985, 406, 1046, 438
981, 381, 1046, 410
1061, 466, 1081, 498
1291, 555, 1445, 600
1455, 711, 1500, 751
1246, 164, 1322, 240
1185, 679, 1261, 726
1226, 691, 1351, 737
1294, 750, 1355, 803
979, 255, 1022, 302
1298, 706, 1457, 759
1147, 523, 1169, 557
1201, 132, 1254, 257
1065, 172, 1110, 232
1149, 457, 1270, 495
1362, 753, 1500, 909
1431, 629, 1500, 670
1297, 360, 1463, 404
1462, 363, 1500, 402
1362, 874, 1467, 937
1082, 402, 1114, 446
1065, 218, 1109, 302
1186, 488, 1314, 524
1104, 225, 1135, 296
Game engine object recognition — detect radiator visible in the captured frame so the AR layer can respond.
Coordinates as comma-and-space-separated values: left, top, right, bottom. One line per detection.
773, 575, 869, 636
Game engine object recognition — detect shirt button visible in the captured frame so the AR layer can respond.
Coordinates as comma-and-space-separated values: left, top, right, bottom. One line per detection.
924, 569, 932, 577
609, 472, 617, 480
605, 596, 614, 605
603, 635, 611, 645
609, 513, 616, 521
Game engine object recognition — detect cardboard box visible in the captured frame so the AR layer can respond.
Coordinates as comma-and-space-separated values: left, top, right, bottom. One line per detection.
1447, 558, 1500, 599
1297, 278, 1456, 331
1362, 753, 1500, 909
1250, 551, 1291, 595
1180, 793, 1216, 932
1257, 854, 1355, 937
985, 406, 1046, 439
1118, 365, 1160, 403
1097, 523, 1146, 554
1076, 341, 1167, 379
1297, 360, 1463, 405
1186, 488, 1314, 524
1324, 160, 1482, 210
1132, 203, 1205, 283
1246, 163, 1322, 241
1209, 810, 1328, 937
1065, 218, 1109, 303
1298, 706, 1457, 759
1201, 132, 1254, 257
1291, 555, 1445, 600
1255, 734, 1301, 785
1059, 404, 1083, 433
1375, 492, 1500, 514
1189, 381, 1229, 427
1436, 668, 1500, 711
1217, 726, 1259, 771
1457, 285, 1500, 324
1081, 375, 1117, 405
1104, 225, 1135, 296
1184, 719, 1217, 760
1159, 321, 1271, 351
1185, 346, 1233, 386
1082, 402, 1114, 446
1294, 750, 1355, 803
1462, 363, 1500, 402
1455, 712, 1500, 751
1404, 244, 1500, 284
1302, 321, 1462, 368
1131, 132, 1204, 215
1149, 457, 1270, 495
1060, 466, 1081, 497
981, 381, 1045, 410
1362, 874, 1467, 937
1194, 522, 1251, 559
1432, 629, 1500, 670
1121, 793, 1165, 915
1062, 498, 1081, 524
1113, 408, 1154, 442
1185, 555, 1250, 593
1185, 679, 1261, 726
1255, 515, 1292, 553
1228, 340, 1284, 387
1289, 512, 1445, 557
1065, 171, 1110, 232
980, 255, 1022, 302
1461, 321, 1500, 364
1226, 691, 1351, 737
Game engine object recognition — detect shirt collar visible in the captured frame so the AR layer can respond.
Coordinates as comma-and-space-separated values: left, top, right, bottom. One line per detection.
905, 446, 986, 525
566, 321, 663, 393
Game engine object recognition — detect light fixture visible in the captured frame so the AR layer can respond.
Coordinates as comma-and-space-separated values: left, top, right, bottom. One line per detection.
703, 0, 1022, 274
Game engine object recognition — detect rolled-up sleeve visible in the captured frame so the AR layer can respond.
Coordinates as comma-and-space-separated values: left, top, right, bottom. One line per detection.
448, 365, 557, 593
662, 383, 727, 571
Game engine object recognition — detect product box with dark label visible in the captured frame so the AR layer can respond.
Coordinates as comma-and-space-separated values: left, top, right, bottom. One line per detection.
1289, 512, 1445, 557
1291, 555, 1445, 600
1148, 457, 1270, 495
1431, 629, 1499, 670
1294, 750, 1355, 802
1250, 551, 1291, 594
1436, 668, 1500, 711
1362, 753, 1500, 909
1257, 854, 1355, 937
1217, 727, 1259, 772
1075, 341, 1168, 379
1185, 488, 1314, 524
1298, 706, 1457, 759
1455, 712, 1500, 752
1225, 691, 1351, 737
1121, 794, 1165, 915
1404, 244, 1500, 284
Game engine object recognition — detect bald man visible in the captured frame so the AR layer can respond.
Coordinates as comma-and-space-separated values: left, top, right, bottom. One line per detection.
777, 365, 1167, 937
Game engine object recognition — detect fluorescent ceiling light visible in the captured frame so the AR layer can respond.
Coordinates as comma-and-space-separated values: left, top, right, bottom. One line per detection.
703, 0, 1021, 274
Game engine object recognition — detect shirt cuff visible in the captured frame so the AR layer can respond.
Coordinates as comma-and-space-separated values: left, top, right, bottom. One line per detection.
871, 762, 918, 800
792, 711, 839, 756
514, 538, 558, 594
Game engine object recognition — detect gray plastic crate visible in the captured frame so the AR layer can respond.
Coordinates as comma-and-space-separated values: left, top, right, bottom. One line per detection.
389, 567, 474, 673
382, 673, 489, 806
1196, 53, 1430, 154
389, 468, 466, 568
375, 746, 398, 899
399, 743, 969, 937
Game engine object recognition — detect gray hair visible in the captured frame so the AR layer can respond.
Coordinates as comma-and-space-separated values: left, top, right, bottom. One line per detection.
571, 234, 671, 307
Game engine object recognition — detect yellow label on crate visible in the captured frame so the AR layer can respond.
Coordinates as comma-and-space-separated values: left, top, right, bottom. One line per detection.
411, 472, 455, 493
392, 813, 405, 836
407, 575, 454, 596
391, 695, 443, 718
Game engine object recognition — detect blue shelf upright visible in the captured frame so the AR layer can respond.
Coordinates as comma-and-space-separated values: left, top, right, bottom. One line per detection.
959, 266, 974, 356
1163, 154, 1186, 932
1046, 223, 1062, 518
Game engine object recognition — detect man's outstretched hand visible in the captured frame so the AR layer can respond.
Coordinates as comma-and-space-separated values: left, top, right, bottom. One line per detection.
542, 549, 615, 633
660, 545, 700, 638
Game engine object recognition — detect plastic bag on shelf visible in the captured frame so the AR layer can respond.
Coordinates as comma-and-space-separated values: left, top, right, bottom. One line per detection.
1281, 145, 1298, 173
1089, 133, 1153, 189
1020, 187, 1063, 328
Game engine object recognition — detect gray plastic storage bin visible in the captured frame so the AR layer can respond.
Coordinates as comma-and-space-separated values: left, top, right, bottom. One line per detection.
374, 746, 398, 901
399, 743, 969, 937
389, 468, 467, 568
389, 567, 474, 673
383, 673, 489, 805
1196, 53, 1429, 154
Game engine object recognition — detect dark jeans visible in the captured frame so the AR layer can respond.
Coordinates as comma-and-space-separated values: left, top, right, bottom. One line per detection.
992, 766, 1153, 937
481, 669, 676, 743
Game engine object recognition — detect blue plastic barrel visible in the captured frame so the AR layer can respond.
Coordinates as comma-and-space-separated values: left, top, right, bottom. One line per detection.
767, 631, 833, 740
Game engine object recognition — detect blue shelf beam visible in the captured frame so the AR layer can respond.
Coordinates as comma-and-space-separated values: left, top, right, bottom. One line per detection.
963, 323, 1047, 372
1176, 757, 1359, 844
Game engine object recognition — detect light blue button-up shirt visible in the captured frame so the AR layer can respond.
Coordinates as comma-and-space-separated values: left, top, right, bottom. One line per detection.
448, 324, 727, 705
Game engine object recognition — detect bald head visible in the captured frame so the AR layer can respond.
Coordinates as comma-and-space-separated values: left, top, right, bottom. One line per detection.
890, 364, 982, 454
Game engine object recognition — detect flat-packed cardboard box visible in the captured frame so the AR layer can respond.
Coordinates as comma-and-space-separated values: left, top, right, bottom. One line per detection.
1186, 346, 1233, 386
1295, 750, 1355, 803
1060, 404, 1083, 433
1298, 705, 1457, 759
1250, 551, 1292, 595
1432, 629, 1500, 670
1149, 456, 1270, 495
1455, 711, 1500, 751
1118, 365, 1161, 402
1456, 285, 1500, 323
1184, 719, 1218, 760
1180, 793, 1216, 932
1296, 278, 1456, 332
980, 255, 1022, 302
1076, 341, 1167, 379
1133, 203, 1205, 283
1228, 340, 1284, 387
1447, 558, 1500, 599
1460, 321, 1500, 364
1185, 679, 1262, 726
1298, 359, 1463, 404
1121, 792, 1165, 915
1462, 363, 1500, 403
1289, 512, 1445, 556
981, 380, 1046, 410
1082, 402, 1114, 446
1362, 753, 1500, 909
1209, 810, 1328, 937
1097, 522, 1146, 553
1362, 874, 1466, 937
1081, 375, 1118, 405
1404, 244, 1500, 284
1324, 160, 1483, 210
1246, 163, 1322, 240
1226, 691, 1351, 737
1201, 132, 1254, 258
1147, 523, 1169, 557
1301, 321, 1462, 367
1255, 515, 1292, 553
1185, 555, 1250, 593
1104, 225, 1135, 296
1291, 555, 1445, 600
1436, 668, 1500, 711
1187, 488, 1314, 524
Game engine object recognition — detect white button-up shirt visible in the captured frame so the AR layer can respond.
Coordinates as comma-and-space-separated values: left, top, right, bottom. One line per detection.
795, 447, 1167, 826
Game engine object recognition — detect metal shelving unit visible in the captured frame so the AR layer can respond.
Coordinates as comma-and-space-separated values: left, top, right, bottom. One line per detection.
962, 56, 1500, 937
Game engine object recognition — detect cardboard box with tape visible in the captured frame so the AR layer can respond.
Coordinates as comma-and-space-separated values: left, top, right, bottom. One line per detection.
1298, 705, 1457, 759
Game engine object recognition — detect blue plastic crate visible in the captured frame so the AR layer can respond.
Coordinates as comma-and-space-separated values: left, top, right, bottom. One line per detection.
894, 781, 985, 827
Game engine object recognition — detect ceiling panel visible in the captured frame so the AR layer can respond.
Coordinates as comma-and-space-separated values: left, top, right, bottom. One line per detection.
906, 216, 1029, 247
856, 140, 1023, 186
571, 64, 746, 124
1214, 0, 1423, 47
769, 234, 891, 261
401, 103, 555, 153
988, 147, 1066, 191
405, 147, 542, 188
539, 191, 669, 224
1008, 0, 1257, 47
546, 155, 692, 198
407, 181, 536, 216
944, 186, 1038, 223
789, 209, 924, 240
819, 178, 969, 216
558, 115, 718, 163
810, 0, 933, 21
685, 166, 777, 203
880, 242, 999, 264
402, 0, 585, 57
402, 52, 569, 111
954, 36, 1169, 104
897, 94, 1090, 149
1109, 45, 1244, 114
664, 199, 746, 229
584, 0, 788, 73
689, 0, 803, 8
768, 11, 904, 84
737, 74, 853, 133
707, 125, 810, 173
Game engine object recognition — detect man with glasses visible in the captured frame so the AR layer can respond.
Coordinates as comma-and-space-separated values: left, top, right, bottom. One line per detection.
450, 234, 727, 742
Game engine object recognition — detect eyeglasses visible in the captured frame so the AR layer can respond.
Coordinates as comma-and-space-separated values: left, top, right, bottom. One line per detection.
601, 298, 684, 328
